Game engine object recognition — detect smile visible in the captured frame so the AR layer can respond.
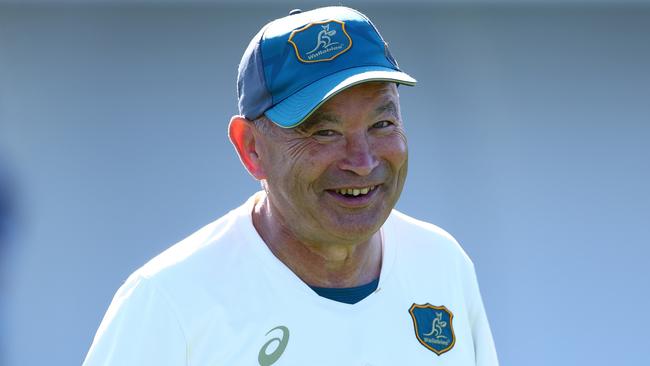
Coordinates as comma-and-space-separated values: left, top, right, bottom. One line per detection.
334, 185, 377, 197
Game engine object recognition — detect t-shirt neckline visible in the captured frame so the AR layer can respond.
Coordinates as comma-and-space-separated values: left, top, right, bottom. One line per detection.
236, 191, 397, 311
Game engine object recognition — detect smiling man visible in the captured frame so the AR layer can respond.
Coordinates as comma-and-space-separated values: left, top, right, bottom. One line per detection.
84, 6, 498, 366
232, 82, 406, 289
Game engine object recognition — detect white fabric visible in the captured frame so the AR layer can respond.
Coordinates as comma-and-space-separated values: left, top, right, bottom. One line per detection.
83, 192, 498, 365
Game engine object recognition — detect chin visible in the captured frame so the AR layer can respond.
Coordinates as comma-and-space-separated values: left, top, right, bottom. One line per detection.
322, 210, 388, 242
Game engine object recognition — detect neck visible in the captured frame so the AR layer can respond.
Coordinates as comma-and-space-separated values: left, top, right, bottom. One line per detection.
252, 194, 383, 288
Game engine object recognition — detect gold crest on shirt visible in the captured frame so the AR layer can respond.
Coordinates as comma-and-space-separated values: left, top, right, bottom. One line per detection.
408, 303, 456, 356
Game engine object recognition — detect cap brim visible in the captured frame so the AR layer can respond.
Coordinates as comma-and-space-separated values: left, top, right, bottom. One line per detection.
264, 66, 416, 128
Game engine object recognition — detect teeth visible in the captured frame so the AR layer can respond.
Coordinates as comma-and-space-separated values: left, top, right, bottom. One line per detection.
336, 185, 376, 196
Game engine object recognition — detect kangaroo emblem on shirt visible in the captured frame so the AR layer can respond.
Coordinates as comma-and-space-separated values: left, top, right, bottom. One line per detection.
423, 312, 448, 339
307, 24, 339, 54
409, 303, 456, 355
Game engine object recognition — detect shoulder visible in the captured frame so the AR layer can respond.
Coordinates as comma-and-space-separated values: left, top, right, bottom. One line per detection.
134, 192, 261, 284
103, 193, 263, 325
385, 209, 474, 267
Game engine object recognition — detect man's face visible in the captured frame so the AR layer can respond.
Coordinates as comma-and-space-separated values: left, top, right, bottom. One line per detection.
255, 82, 408, 246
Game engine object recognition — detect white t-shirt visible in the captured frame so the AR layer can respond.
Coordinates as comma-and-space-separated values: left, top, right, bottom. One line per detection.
83, 192, 498, 366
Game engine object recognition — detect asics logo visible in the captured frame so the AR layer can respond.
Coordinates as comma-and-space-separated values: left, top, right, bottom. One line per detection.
258, 326, 289, 366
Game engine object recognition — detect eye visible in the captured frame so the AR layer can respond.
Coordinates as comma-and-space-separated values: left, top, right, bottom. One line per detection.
372, 120, 394, 129
313, 129, 337, 137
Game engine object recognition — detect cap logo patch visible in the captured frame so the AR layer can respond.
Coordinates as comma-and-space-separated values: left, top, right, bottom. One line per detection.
288, 20, 352, 63
408, 304, 456, 356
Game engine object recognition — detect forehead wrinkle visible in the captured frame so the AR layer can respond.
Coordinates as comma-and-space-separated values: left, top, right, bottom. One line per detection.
295, 87, 400, 132
374, 100, 399, 118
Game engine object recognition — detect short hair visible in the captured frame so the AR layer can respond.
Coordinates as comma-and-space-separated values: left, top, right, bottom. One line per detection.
251, 115, 275, 136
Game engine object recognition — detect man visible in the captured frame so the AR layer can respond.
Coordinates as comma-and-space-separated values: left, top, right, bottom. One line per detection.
84, 6, 498, 365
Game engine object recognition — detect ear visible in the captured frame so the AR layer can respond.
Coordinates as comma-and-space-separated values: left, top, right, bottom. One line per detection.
228, 116, 267, 180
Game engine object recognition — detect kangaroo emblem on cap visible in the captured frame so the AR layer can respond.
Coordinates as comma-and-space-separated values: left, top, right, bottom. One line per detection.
307, 24, 339, 55
288, 20, 352, 63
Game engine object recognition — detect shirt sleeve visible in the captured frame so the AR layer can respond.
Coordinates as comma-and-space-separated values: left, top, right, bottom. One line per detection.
466, 263, 499, 366
83, 273, 188, 366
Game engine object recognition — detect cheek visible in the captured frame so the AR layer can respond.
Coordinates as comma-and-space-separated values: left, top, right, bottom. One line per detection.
298, 143, 342, 179
376, 132, 408, 168
269, 140, 337, 189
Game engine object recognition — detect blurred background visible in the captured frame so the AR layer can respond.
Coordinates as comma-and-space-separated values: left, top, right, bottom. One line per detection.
1, 0, 649, 365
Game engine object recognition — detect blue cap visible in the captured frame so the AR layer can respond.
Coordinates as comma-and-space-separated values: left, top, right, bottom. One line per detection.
237, 6, 416, 128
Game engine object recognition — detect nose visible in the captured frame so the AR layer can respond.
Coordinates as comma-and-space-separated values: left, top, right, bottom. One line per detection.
338, 133, 379, 176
